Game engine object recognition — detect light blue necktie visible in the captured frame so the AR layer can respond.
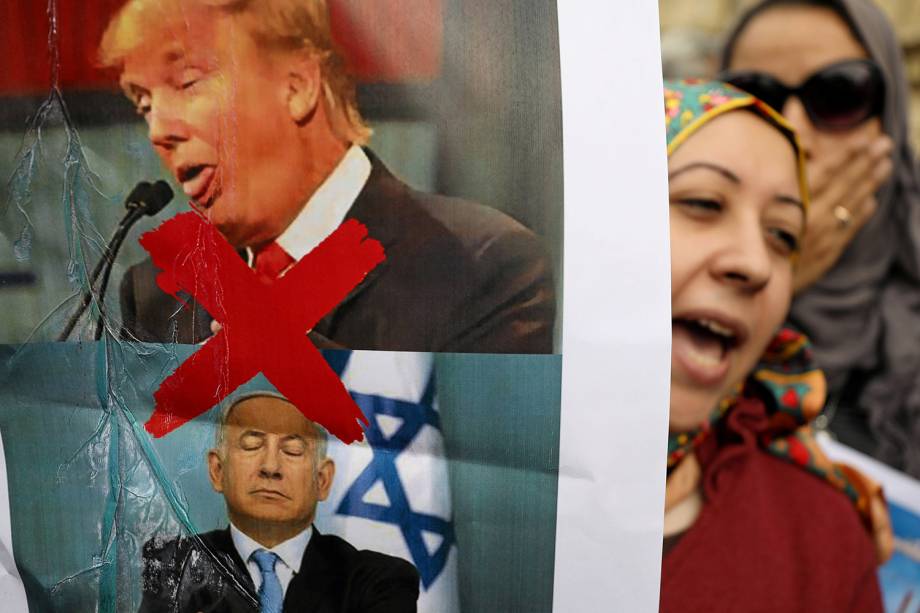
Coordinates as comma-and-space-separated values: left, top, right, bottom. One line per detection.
251, 549, 284, 613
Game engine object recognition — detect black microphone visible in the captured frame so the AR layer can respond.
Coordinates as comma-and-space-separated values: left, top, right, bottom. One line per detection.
126, 180, 173, 218
58, 180, 174, 341
93, 180, 174, 340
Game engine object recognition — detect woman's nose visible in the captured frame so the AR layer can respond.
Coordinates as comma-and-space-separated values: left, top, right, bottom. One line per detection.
711, 223, 772, 292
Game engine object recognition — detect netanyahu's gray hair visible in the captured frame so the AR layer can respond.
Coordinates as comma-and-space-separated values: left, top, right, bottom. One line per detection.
213, 393, 328, 462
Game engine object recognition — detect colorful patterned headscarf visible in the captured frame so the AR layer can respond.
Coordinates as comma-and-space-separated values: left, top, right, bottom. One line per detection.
663, 80, 878, 529
664, 79, 810, 213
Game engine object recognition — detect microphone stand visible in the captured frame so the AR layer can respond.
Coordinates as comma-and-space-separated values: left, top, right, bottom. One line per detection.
58, 181, 173, 341
92, 206, 149, 340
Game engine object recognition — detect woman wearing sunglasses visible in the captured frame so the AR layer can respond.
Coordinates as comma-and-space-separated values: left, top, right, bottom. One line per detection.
721, 0, 920, 478
661, 79, 883, 612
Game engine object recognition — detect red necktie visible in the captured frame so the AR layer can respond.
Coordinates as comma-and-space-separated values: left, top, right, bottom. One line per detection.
253, 241, 295, 281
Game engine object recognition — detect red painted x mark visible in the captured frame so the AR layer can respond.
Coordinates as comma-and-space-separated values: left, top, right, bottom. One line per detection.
139, 211, 385, 443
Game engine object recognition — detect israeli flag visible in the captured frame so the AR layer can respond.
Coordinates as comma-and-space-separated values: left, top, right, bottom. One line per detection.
314, 351, 459, 613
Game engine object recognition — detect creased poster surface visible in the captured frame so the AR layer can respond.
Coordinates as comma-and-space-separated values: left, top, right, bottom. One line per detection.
0, 0, 674, 611
0, 1, 579, 611
0, 345, 561, 611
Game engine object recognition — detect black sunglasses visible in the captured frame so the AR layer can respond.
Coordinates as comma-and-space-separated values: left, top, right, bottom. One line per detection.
720, 59, 885, 132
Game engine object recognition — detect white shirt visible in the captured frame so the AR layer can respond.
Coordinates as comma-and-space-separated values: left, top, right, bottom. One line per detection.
230, 523, 313, 597
247, 145, 372, 267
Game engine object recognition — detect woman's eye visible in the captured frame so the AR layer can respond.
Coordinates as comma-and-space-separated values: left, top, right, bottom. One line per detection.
769, 228, 800, 254
677, 198, 723, 213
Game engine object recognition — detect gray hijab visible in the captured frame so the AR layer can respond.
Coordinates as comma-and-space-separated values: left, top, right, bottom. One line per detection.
723, 0, 920, 477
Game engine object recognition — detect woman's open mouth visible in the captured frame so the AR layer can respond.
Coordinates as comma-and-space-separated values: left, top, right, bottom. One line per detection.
672, 316, 742, 385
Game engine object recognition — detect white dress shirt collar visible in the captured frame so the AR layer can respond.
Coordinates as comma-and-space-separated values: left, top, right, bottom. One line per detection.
230, 522, 313, 594
256, 145, 372, 265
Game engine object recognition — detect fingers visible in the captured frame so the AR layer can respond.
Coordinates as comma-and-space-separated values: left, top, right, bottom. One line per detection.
792, 134, 891, 293
814, 140, 888, 207
841, 137, 893, 210
825, 142, 891, 240
807, 138, 869, 196
807, 135, 892, 199
799, 134, 891, 251
813, 156, 875, 222
869, 150, 894, 191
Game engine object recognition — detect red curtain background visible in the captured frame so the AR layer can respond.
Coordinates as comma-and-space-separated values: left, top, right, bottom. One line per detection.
0, 0, 443, 96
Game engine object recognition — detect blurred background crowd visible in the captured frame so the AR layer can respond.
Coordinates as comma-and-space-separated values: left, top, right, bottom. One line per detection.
660, 0, 919, 149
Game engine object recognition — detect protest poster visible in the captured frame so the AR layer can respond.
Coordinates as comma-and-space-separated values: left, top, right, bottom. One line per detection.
820, 433, 920, 613
0, 1, 671, 611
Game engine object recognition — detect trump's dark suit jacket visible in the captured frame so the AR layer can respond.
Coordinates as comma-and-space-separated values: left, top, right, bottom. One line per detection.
119, 152, 555, 353
138, 528, 419, 613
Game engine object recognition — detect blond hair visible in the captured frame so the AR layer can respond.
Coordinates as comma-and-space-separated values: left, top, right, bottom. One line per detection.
99, 0, 370, 144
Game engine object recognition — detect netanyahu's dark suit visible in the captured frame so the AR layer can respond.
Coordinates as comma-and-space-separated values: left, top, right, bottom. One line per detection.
137, 528, 419, 613
119, 152, 555, 353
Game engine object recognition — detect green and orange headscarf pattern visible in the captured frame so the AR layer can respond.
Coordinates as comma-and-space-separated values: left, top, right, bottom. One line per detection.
664, 79, 810, 214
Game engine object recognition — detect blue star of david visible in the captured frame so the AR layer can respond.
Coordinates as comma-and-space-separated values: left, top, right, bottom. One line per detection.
325, 351, 456, 589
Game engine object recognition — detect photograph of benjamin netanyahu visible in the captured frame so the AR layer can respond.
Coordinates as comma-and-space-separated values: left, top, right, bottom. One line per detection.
138, 392, 419, 613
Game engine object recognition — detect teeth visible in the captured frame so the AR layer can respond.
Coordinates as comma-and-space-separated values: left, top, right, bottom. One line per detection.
696, 318, 735, 339
685, 346, 722, 368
